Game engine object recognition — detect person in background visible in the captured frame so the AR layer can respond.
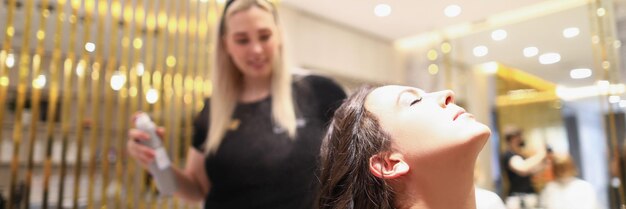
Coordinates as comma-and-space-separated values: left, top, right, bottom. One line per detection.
540, 154, 598, 209
127, 0, 346, 208
501, 126, 548, 209
318, 85, 491, 209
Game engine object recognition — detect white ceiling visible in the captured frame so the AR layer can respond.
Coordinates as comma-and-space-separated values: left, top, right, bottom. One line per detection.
282, 0, 550, 41
282, 0, 618, 89
453, 4, 595, 88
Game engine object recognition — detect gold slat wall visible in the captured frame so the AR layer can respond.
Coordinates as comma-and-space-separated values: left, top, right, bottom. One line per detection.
0, 0, 219, 208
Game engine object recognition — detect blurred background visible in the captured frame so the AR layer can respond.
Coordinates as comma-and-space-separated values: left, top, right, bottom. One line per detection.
1, 0, 626, 208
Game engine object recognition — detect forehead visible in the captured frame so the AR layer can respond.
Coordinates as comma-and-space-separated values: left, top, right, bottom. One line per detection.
226, 6, 275, 32
365, 85, 417, 113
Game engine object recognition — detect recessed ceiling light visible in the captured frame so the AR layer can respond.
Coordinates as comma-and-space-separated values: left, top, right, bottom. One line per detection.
473, 46, 488, 57
570, 68, 592, 79
597, 8, 606, 17
539, 52, 561, 64
374, 4, 392, 17
523, 47, 538, 57
444, 5, 461, 17
482, 62, 498, 74
491, 29, 507, 41
563, 27, 580, 38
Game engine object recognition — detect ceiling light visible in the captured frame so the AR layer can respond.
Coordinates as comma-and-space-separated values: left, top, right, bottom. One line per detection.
491, 29, 507, 41
570, 68, 592, 79
482, 62, 498, 74
615, 40, 622, 48
539, 52, 561, 64
620, 100, 626, 108
523, 47, 538, 57
374, 4, 392, 17
597, 8, 606, 17
609, 95, 621, 103
473, 45, 488, 57
562, 27, 580, 38
444, 5, 461, 17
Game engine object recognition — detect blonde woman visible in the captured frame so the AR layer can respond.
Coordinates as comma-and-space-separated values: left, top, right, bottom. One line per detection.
127, 0, 346, 208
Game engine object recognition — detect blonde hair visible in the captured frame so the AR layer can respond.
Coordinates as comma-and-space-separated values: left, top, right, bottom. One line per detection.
205, 0, 296, 154
553, 155, 578, 179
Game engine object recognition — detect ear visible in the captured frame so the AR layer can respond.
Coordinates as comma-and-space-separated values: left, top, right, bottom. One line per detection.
369, 152, 410, 179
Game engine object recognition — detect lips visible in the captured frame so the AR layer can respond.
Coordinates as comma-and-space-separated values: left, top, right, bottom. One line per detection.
248, 59, 268, 70
453, 109, 466, 121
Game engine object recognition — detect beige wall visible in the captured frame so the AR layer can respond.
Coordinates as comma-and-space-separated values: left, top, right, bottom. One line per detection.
279, 5, 405, 85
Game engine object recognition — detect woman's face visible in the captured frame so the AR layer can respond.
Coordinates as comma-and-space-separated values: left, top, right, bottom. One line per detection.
224, 6, 279, 80
365, 85, 490, 161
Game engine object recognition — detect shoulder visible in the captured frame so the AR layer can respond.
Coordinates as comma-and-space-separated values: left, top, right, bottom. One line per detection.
295, 74, 344, 92
475, 188, 506, 209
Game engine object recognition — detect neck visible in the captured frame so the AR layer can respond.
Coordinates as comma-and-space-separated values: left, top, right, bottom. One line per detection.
240, 76, 271, 103
396, 159, 477, 209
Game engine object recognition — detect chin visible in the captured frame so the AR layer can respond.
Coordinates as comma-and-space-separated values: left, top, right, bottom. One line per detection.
242, 68, 272, 78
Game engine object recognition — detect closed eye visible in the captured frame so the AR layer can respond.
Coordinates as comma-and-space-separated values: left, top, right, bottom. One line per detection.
410, 97, 423, 106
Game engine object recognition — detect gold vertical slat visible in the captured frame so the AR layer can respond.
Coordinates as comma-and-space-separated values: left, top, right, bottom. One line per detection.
176, 0, 190, 193
86, 0, 108, 208
139, 0, 158, 208
71, 0, 95, 208
100, 0, 123, 207
589, 0, 626, 206
150, 0, 169, 207
8, 0, 35, 208
57, 0, 82, 207
125, 0, 147, 208
166, 0, 183, 207
24, 0, 51, 209
0, 0, 17, 163
159, 0, 177, 206
113, 0, 134, 208
41, 0, 69, 208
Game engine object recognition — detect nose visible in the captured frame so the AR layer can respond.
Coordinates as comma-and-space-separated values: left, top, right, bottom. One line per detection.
250, 41, 263, 54
434, 90, 454, 107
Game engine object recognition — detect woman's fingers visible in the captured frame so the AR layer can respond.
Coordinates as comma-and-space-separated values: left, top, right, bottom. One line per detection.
128, 129, 150, 141
128, 140, 155, 168
156, 127, 165, 138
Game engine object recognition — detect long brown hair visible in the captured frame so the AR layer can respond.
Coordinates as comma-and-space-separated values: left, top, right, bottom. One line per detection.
318, 86, 397, 209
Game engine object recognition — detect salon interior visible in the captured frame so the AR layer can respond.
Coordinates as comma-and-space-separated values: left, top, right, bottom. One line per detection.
1, 0, 626, 208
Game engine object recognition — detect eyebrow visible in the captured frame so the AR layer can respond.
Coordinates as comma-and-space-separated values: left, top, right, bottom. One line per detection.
396, 88, 420, 105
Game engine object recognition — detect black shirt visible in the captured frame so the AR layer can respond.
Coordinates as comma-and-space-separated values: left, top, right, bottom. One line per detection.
192, 75, 346, 209
502, 150, 536, 195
